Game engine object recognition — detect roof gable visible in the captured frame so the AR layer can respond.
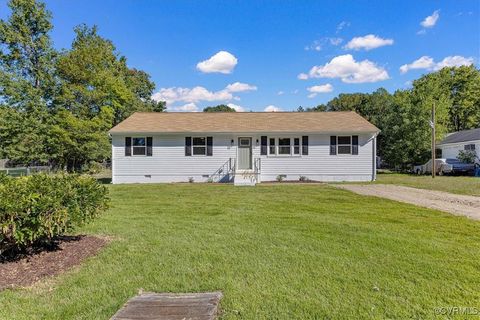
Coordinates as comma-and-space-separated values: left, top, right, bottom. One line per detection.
109, 111, 379, 134
439, 128, 480, 145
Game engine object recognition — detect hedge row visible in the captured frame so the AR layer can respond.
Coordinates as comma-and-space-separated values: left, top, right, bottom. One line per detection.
0, 174, 109, 253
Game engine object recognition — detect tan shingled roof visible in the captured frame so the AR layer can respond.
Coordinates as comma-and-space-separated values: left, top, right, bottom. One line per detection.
109, 111, 379, 134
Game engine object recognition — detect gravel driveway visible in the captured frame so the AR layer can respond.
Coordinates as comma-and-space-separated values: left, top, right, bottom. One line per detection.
335, 184, 480, 220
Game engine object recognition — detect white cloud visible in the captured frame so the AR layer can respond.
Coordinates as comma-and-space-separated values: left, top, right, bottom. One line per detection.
152, 82, 257, 104
264, 105, 282, 112
292, 89, 299, 94
336, 21, 350, 33
298, 54, 389, 83
344, 34, 394, 51
307, 84, 333, 98
170, 103, 199, 112
298, 73, 309, 80
196, 51, 238, 74
329, 37, 343, 46
421, 10, 440, 28
227, 103, 246, 112
277, 91, 284, 95
435, 56, 475, 70
152, 86, 233, 105
225, 82, 257, 92
400, 55, 474, 73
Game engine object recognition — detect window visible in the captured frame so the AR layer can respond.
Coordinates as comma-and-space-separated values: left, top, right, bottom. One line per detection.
294, 138, 300, 155
267, 137, 302, 156
192, 137, 207, 155
132, 137, 146, 156
269, 138, 276, 155
278, 138, 291, 155
337, 136, 352, 154
239, 138, 251, 146
465, 144, 476, 151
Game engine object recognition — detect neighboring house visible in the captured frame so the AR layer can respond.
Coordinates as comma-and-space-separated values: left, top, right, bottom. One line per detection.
109, 112, 380, 185
438, 128, 480, 163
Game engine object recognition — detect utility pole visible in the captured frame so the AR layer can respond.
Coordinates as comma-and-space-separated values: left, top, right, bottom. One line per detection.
431, 103, 436, 179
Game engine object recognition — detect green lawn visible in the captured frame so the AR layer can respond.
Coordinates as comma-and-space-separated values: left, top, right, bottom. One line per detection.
1, 184, 479, 319
375, 173, 480, 196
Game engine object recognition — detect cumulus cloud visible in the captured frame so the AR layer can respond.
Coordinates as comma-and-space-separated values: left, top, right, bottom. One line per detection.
400, 55, 474, 73
171, 103, 199, 112
298, 54, 389, 83
264, 105, 282, 112
344, 34, 394, 51
152, 82, 257, 111
225, 82, 257, 92
329, 37, 343, 46
307, 84, 333, 98
421, 10, 440, 28
305, 37, 343, 51
277, 91, 284, 95
196, 51, 238, 74
227, 103, 246, 112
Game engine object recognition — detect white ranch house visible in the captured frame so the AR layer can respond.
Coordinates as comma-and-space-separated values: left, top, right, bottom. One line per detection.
109, 112, 380, 185
438, 128, 480, 163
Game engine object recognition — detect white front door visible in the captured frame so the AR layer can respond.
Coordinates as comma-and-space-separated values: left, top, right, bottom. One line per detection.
238, 137, 252, 170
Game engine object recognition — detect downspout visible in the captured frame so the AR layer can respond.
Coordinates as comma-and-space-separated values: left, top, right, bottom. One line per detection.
372, 133, 378, 181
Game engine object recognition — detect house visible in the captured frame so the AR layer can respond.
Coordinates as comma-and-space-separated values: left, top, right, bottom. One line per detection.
438, 128, 480, 163
109, 111, 380, 185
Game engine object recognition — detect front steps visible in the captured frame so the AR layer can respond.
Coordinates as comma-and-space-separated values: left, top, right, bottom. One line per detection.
234, 170, 257, 186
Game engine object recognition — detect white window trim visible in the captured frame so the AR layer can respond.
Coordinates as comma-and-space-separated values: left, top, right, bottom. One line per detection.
337, 135, 353, 155
132, 136, 147, 157
267, 137, 302, 157
192, 136, 207, 156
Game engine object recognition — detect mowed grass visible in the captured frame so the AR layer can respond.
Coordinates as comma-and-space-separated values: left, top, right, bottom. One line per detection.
1, 184, 480, 319
375, 173, 480, 196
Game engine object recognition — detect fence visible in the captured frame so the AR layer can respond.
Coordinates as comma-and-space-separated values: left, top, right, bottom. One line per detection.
0, 166, 51, 177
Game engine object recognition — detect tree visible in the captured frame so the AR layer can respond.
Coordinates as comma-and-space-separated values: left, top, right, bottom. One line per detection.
203, 104, 236, 112
0, 0, 57, 109
0, 0, 56, 165
55, 24, 164, 125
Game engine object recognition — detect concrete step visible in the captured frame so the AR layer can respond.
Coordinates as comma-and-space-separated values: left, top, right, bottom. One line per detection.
234, 171, 257, 186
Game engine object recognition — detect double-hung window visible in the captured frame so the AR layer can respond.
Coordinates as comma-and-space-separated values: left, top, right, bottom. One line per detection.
192, 137, 207, 155
337, 136, 352, 154
278, 138, 291, 155
268, 137, 302, 156
269, 138, 276, 155
465, 144, 476, 151
132, 137, 147, 156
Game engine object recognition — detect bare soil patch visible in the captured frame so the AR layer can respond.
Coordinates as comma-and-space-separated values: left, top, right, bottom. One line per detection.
335, 184, 480, 220
0, 235, 107, 290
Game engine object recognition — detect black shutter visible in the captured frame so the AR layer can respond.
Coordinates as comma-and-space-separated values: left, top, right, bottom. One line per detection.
330, 136, 337, 155
302, 136, 309, 155
352, 135, 358, 155
185, 137, 192, 156
125, 137, 132, 156
146, 137, 153, 156
207, 137, 213, 156
261, 136, 267, 155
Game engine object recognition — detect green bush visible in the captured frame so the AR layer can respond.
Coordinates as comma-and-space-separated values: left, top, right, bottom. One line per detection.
0, 174, 109, 253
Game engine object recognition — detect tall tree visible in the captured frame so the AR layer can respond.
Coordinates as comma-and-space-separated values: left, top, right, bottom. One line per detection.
55, 24, 164, 125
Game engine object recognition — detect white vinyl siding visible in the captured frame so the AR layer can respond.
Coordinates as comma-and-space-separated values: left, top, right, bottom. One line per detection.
112, 133, 376, 183
439, 141, 480, 163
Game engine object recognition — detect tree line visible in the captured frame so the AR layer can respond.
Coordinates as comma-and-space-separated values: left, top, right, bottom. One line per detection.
0, 0, 165, 171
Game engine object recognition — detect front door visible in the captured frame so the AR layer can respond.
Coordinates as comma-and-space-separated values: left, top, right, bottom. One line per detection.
238, 137, 252, 170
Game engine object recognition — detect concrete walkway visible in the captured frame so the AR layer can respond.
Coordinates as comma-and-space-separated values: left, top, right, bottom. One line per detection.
335, 184, 480, 220
111, 292, 223, 320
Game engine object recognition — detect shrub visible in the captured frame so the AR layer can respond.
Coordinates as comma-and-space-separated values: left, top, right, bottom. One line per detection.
276, 175, 285, 182
0, 174, 109, 253
299, 176, 308, 182
457, 150, 477, 164
188, 177, 194, 183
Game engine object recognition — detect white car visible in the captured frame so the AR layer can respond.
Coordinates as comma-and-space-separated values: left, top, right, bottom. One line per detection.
414, 159, 453, 175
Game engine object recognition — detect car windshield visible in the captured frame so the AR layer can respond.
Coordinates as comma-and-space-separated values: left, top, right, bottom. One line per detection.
446, 159, 462, 164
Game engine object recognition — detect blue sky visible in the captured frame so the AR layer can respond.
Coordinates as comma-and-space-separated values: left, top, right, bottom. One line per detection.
1, 0, 479, 111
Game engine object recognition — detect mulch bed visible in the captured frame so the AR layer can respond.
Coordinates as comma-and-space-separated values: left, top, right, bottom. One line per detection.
0, 235, 108, 291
